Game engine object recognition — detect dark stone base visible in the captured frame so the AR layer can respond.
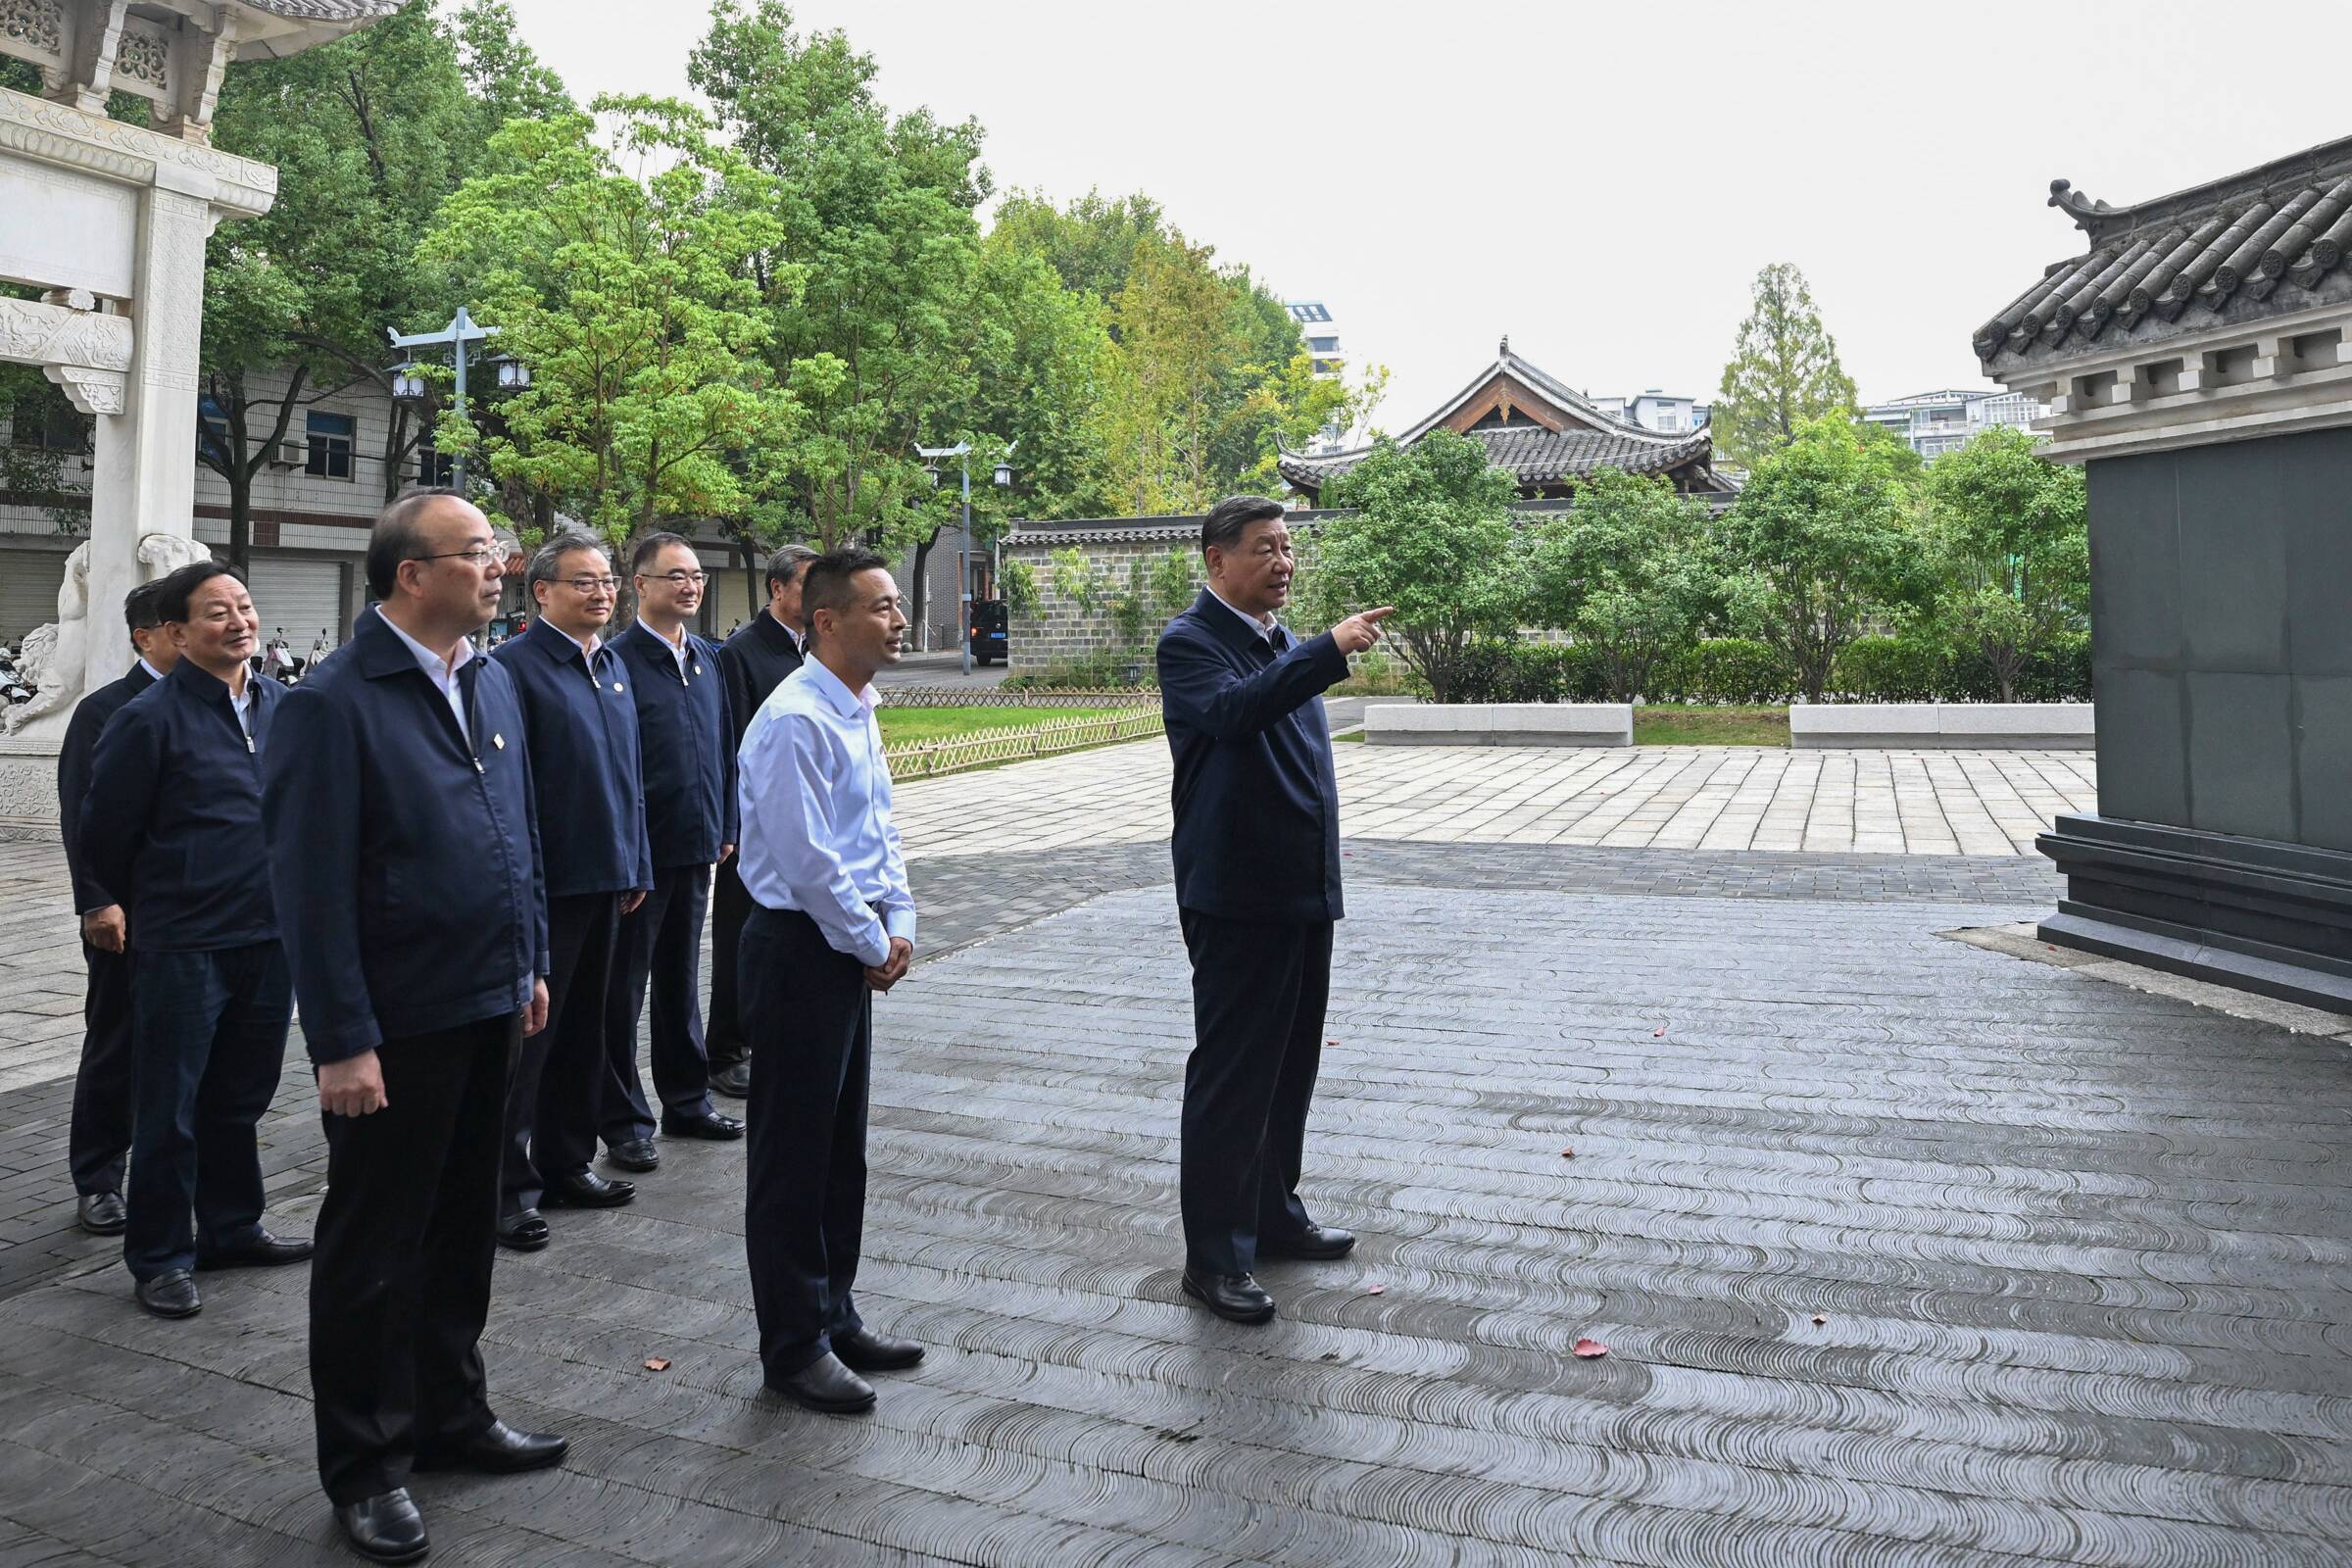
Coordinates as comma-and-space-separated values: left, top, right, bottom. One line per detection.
2036, 814, 2352, 1012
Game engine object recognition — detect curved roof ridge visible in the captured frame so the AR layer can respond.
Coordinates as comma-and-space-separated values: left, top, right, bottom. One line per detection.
2050, 133, 2352, 244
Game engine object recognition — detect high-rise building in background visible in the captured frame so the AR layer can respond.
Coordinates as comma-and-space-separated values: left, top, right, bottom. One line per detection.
1286, 300, 1351, 453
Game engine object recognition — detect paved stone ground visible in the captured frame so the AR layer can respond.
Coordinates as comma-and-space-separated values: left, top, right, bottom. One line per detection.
897, 744, 2099, 860
6, 871, 2352, 1565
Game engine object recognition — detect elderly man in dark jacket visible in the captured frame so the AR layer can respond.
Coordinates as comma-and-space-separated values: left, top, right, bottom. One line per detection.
488, 537, 654, 1248
263, 488, 562, 1566
1155, 494, 1390, 1327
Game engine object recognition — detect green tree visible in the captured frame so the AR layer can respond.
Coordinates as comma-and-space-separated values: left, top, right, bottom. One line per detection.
1717, 416, 1927, 702
1923, 425, 2088, 702
416, 98, 795, 545
688, 1, 991, 554
1712, 263, 1858, 469
1314, 428, 1523, 703
195, 0, 572, 570
1527, 467, 1720, 701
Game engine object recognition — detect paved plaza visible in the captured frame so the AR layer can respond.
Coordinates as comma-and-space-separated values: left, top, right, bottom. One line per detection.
5, 738, 2352, 1565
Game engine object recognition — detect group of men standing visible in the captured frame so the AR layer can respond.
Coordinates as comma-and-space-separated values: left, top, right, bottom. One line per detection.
53, 482, 1390, 1565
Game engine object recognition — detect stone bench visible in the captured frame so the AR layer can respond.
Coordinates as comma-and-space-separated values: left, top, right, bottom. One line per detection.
1789, 703, 2094, 749
1364, 703, 1634, 747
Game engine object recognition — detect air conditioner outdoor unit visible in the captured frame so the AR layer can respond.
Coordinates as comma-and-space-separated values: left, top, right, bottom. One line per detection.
266, 440, 303, 469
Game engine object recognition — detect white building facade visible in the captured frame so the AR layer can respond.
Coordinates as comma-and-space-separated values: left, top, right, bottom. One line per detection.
1863, 387, 2049, 460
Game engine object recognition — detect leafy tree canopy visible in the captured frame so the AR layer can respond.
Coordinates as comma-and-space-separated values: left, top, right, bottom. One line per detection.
1923, 424, 2088, 702
1528, 467, 1721, 702
1713, 263, 1858, 469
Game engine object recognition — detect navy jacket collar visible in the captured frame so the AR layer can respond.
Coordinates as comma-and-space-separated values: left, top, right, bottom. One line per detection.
351, 605, 425, 681
1189, 588, 1280, 660
167, 657, 249, 706
523, 614, 604, 668
751, 610, 802, 657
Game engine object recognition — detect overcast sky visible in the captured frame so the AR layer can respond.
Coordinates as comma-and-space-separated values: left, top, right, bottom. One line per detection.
497, 0, 2352, 425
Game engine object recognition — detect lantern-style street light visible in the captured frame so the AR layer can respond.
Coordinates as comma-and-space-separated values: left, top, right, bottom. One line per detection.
915, 440, 1015, 675
386, 305, 503, 492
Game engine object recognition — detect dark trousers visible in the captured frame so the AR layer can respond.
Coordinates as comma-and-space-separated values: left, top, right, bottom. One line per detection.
311, 1012, 516, 1506
70, 941, 134, 1197
124, 941, 290, 1281
501, 892, 620, 1213
603, 862, 714, 1141
707, 858, 754, 1072
1177, 910, 1334, 1277
742, 907, 869, 1380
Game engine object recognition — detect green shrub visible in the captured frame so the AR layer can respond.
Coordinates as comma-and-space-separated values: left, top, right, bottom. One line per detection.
1446, 640, 1610, 703
1004, 652, 1154, 691
1832, 636, 1942, 702
1658, 638, 1795, 704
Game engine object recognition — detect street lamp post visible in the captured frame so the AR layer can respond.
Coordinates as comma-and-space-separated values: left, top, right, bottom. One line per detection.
916, 440, 1015, 676
387, 306, 526, 493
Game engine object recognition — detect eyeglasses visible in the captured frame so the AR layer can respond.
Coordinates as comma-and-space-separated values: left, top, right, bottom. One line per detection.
643, 569, 708, 588
416, 547, 502, 568
562, 576, 621, 594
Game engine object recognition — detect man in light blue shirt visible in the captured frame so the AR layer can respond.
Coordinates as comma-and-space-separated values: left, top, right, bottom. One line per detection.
735, 546, 922, 1416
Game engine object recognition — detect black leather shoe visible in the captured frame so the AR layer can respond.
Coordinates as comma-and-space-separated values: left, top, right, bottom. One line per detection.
710, 1061, 751, 1099
1181, 1269, 1276, 1324
541, 1169, 635, 1207
333, 1488, 427, 1564
134, 1269, 201, 1319
76, 1192, 126, 1236
413, 1419, 567, 1475
496, 1210, 550, 1251
767, 1351, 874, 1414
661, 1109, 744, 1142
196, 1228, 314, 1269
833, 1326, 924, 1372
1257, 1224, 1356, 1261
603, 1137, 661, 1172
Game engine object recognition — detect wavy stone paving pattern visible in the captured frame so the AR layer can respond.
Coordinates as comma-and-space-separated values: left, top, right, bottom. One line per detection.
1, 882, 2349, 1564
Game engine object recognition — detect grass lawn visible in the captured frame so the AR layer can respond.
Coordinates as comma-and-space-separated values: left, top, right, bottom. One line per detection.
1632, 705, 1789, 747
878, 705, 1136, 748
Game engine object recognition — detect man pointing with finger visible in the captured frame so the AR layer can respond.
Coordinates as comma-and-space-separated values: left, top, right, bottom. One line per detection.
1156, 494, 1393, 1326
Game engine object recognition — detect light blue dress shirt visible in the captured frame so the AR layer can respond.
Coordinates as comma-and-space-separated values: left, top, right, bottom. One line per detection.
736, 658, 915, 967
373, 605, 474, 734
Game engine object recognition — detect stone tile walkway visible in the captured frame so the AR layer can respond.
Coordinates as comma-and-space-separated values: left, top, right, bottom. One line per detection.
4, 876, 2350, 1565
894, 743, 2099, 861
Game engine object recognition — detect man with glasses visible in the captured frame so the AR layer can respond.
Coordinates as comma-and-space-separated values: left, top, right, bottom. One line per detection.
77, 562, 311, 1320
710, 542, 817, 1098
488, 537, 654, 1250
264, 489, 563, 1565
603, 532, 742, 1172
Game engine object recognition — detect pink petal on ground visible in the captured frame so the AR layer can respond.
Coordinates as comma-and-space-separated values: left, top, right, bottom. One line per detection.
643, 1357, 672, 1372
1811, 1315, 1827, 1326
1653, 1028, 1667, 1038
1560, 1148, 1575, 1159
1366, 1283, 1385, 1296
1572, 1338, 1608, 1358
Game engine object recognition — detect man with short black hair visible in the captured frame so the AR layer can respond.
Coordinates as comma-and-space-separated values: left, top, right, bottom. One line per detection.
59, 581, 181, 1237
489, 536, 654, 1249
602, 531, 742, 1168
737, 547, 922, 1414
79, 562, 312, 1321
709, 541, 818, 1096
1157, 495, 1392, 1326
265, 487, 562, 1564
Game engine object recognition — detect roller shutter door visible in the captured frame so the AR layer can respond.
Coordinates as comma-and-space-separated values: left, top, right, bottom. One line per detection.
0, 547, 71, 645
242, 555, 347, 649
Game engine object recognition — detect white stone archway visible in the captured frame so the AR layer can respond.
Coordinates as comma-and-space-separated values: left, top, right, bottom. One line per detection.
0, 0, 395, 781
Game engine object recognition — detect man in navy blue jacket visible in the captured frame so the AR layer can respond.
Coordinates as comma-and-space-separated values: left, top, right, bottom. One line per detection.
1156, 494, 1390, 1326
488, 537, 653, 1248
263, 489, 563, 1566
79, 562, 313, 1320
57, 581, 177, 1238
602, 531, 743, 1169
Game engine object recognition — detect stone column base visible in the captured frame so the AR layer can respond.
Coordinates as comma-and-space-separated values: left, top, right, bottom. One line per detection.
2036, 813, 2352, 1012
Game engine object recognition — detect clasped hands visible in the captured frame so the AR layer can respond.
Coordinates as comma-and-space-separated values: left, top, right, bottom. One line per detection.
865, 935, 912, 994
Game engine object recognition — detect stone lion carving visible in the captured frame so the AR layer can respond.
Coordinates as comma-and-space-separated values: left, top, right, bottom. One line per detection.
3, 533, 214, 735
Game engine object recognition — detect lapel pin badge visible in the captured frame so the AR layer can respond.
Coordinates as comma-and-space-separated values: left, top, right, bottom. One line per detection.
493, 733, 506, 750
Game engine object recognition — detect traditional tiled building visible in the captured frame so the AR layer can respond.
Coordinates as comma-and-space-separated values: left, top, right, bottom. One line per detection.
1001, 341, 1735, 672
1273, 339, 1737, 506
1973, 132, 2352, 1008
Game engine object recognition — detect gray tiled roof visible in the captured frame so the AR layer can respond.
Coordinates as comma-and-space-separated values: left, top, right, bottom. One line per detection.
1278, 424, 1714, 490
1975, 134, 2352, 368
